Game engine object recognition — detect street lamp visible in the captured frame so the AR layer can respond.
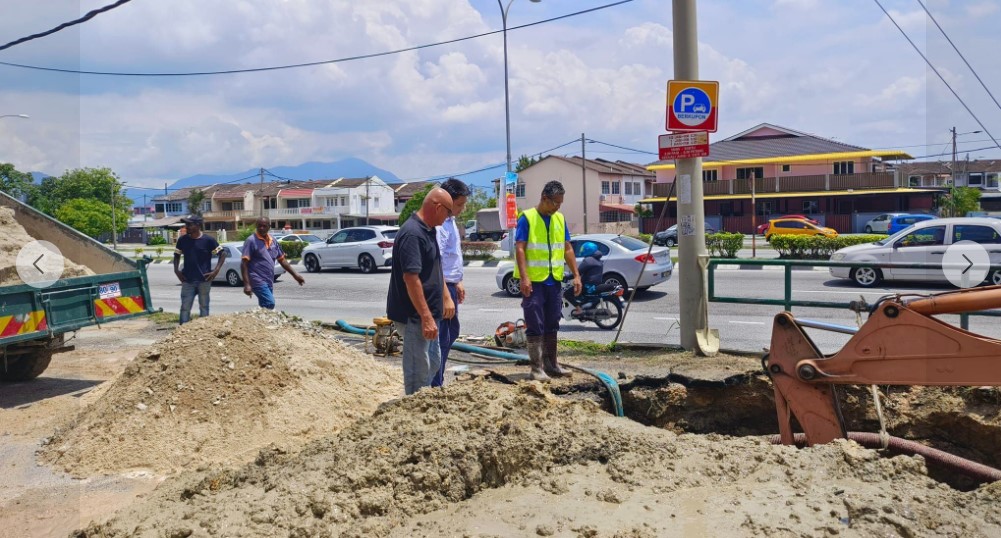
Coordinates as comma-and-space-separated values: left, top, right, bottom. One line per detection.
497, 0, 540, 231
0, 114, 29, 120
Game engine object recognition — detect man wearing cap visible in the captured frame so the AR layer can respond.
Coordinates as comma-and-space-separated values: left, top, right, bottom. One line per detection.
173, 215, 226, 324
241, 216, 305, 309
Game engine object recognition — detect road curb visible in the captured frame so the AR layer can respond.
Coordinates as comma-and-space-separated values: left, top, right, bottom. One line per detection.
465, 260, 501, 268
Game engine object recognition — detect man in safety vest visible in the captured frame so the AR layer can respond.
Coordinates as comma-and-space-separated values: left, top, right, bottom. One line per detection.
514, 180, 582, 381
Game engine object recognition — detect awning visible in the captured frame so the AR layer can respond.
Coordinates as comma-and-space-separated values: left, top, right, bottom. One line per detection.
598, 202, 635, 213
278, 188, 313, 198
646, 150, 914, 171
128, 216, 183, 228
640, 187, 941, 203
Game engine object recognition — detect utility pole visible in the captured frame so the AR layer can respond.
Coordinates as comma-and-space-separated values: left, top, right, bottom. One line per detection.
111, 182, 118, 250
581, 133, 589, 233
259, 167, 265, 218
950, 126, 958, 217
365, 176, 370, 226
673, 0, 709, 351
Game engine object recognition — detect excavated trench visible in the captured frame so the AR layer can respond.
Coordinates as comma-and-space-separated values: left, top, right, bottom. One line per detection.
549, 366, 1001, 491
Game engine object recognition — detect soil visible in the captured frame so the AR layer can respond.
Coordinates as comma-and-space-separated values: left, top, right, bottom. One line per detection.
5, 319, 1001, 537
0, 207, 94, 286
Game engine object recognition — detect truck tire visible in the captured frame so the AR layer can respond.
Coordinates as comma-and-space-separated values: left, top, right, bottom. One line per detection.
1, 335, 62, 382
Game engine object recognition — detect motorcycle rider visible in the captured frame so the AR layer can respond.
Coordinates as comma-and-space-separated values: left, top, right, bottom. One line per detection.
565, 241, 613, 316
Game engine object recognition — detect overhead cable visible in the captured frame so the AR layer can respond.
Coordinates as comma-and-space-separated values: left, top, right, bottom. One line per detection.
0, 0, 135, 53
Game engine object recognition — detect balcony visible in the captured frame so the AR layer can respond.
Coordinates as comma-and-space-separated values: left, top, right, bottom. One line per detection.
203, 210, 256, 220
266, 206, 346, 219
652, 172, 897, 197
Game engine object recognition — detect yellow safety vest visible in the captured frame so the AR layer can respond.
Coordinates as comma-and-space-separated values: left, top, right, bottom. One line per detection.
514, 208, 565, 283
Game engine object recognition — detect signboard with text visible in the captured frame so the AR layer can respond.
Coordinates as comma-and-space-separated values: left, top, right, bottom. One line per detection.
505, 193, 517, 228
658, 131, 710, 160
666, 80, 719, 133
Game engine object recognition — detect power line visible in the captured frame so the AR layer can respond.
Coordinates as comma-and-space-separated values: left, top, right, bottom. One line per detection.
0, 0, 135, 53
586, 138, 657, 155
872, 0, 1001, 153
915, 0, 1001, 116
0, 1, 635, 77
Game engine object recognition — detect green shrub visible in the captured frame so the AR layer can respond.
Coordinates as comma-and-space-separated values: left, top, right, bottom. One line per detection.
629, 233, 653, 244
769, 234, 885, 259
461, 241, 499, 258
133, 247, 144, 258
706, 232, 743, 258
236, 225, 255, 241
155, 246, 165, 258
147, 235, 167, 245
278, 241, 306, 259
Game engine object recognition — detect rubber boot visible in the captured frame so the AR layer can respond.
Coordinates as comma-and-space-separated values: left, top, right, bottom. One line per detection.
542, 333, 570, 377
526, 335, 550, 381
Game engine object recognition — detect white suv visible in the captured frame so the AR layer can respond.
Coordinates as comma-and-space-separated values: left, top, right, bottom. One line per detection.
302, 225, 398, 274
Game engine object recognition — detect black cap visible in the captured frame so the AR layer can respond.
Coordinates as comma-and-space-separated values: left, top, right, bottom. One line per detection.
181, 215, 203, 225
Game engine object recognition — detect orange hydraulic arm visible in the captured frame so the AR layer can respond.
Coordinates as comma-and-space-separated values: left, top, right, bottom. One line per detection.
767, 285, 1001, 446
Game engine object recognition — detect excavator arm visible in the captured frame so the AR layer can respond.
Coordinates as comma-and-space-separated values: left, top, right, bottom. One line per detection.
767, 285, 1001, 446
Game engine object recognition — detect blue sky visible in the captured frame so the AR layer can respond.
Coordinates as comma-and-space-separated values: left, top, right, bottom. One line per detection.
0, 0, 998, 191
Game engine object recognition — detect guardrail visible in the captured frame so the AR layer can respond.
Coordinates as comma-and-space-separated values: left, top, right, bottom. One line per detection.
706, 257, 1001, 330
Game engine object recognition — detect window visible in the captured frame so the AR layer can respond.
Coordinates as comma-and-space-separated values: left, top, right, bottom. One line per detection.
601, 181, 610, 195
954, 225, 1001, 244
516, 182, 525, 197
736, 167, 763, 180
221, 201, 243, 211
325, 197, 336, 207
702, 169, 718, 182
968, 173, 984, 187
988, 173, 1000, 189
611, 181, 620, 195
833, 161, 854, 174
634, 182, 641, 195
897, 226, 946, 247
908, 175, 921, 187
373, 196, 380, 209
757, 201, 774, 215
776, 220, 809, 229
803, 200, 819, 214
624, 182, 632, 195
286, 198, 310, 209
781, 164, 791, 173
571, 240, 611, 257
201, 201, 212, 212
329, 231, 349, 244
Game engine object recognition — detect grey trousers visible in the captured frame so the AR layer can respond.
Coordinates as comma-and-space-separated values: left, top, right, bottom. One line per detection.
398, 318, 442, 395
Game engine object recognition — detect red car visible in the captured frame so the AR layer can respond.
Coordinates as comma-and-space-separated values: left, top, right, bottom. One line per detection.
755, 215, 819, 235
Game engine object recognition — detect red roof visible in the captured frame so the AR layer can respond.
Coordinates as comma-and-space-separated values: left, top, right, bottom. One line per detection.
279, 188, 313, 198
599, 202, 635, 213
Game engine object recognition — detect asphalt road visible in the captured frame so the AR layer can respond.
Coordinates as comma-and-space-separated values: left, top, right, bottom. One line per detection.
143, 261, 1001, 355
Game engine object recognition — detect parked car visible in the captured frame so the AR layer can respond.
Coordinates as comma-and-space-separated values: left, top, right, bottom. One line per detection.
301, 225, 398, 274
887, 214, 936, 235
211, 242, 286, 287
653, 223, 716, 247
830, 217, 1001, 287
495, 234, 673, 297
277, 233, 323, 244
764, 218, 837, 241
863, 213, 905, 233
755, 214, 819, 235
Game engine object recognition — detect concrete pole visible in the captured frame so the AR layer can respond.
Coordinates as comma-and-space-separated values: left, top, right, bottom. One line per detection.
581, 132, 589, 233
673, 0, 709, 350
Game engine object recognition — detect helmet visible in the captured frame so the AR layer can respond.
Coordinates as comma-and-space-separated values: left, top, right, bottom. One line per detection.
579, 241, 599, 258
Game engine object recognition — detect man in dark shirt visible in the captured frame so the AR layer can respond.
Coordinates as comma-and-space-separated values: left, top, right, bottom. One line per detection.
241, 217, 305, 310
387, 188, 454, 395
172, 215, 226, 324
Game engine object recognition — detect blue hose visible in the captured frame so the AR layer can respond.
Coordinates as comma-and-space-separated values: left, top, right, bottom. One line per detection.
332, 320, 624, 417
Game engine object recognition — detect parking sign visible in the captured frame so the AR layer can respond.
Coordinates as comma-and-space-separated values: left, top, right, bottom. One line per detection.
666, 80, 718, 133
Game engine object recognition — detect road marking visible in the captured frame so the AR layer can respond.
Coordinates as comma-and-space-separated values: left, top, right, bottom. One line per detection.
478, 308, 505, 312
729, 320, 765, 325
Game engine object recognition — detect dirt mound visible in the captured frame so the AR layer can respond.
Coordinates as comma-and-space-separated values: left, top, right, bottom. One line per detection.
40, 310, 402, 477
75, 380, 1001, 537
0, 206, 94, 286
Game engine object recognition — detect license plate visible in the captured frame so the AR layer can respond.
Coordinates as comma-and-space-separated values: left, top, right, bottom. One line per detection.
99, 282, 122, 299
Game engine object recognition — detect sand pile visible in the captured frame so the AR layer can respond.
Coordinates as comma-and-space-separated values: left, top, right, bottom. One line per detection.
75, 380, 1001, 537
0, 206, 94, 286
40, 310, 402, 477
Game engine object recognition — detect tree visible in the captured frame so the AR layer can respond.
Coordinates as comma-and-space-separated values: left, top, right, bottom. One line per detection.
939, 186, 981, 217
28, 167, 130, 218
0, 163, 34, 199
398, 183, 436, 225
187, 189, 206, 216
55, 199, 115, 238
459, 188, 496, 224
515, 155, 538, 172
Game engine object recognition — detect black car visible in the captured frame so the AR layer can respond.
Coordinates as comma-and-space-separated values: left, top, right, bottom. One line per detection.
653, 223, 716, 247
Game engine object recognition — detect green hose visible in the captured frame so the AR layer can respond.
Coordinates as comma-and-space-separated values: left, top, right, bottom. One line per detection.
332, 320, 624, 417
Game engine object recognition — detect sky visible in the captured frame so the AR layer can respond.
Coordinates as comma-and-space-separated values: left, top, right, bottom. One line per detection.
0, 0, 999, 194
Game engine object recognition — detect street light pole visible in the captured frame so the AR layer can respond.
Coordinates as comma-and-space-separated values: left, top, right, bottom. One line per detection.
497, 0, 540, 236
949, 127, 984, 216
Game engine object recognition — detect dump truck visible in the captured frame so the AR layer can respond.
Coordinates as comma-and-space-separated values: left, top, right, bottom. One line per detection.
467, 208, 506, 241
0, 191, 155, 382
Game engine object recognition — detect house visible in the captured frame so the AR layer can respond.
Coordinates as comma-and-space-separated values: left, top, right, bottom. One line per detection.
898, 159, 1001, 210
392, 181, 436, 213
640, 123, 931, 234
516, 156, 655, 234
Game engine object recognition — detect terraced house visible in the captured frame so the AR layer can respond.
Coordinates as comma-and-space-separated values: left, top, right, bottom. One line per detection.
640, 123, 936, 234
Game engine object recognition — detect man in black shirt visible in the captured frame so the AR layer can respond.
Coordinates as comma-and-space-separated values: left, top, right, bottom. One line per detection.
387, 188, 455, 395
172, 215, 226, 324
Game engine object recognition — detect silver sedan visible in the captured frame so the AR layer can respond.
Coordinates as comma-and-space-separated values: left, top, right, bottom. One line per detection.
495, 234, 673, 296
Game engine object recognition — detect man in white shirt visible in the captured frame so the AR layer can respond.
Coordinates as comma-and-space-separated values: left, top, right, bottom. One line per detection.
431, 178, 471, 387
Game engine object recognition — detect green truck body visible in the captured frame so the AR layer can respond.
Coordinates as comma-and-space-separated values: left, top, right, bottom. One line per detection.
0, 191, 155, 381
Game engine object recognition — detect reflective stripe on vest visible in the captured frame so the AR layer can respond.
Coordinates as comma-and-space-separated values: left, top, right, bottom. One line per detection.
514, 208, 565, 282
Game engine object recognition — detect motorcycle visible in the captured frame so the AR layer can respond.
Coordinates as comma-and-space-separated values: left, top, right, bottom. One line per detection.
560, 281, 625, 330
